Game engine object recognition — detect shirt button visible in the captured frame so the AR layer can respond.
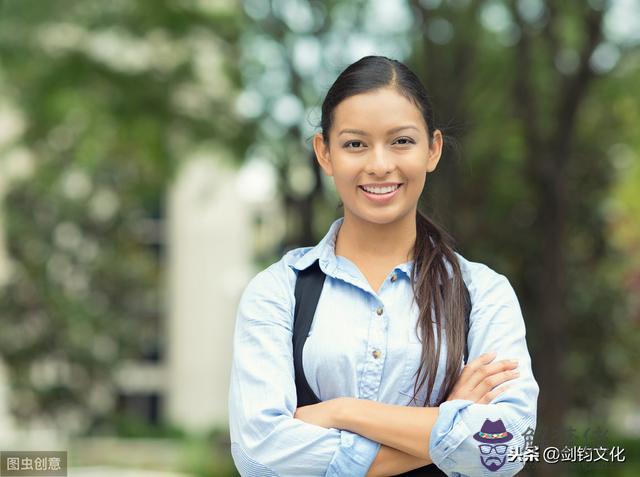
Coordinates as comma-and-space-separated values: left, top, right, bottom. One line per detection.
372, 350, 381, 359
376, 307, 384, 316
390, 273, 397, 282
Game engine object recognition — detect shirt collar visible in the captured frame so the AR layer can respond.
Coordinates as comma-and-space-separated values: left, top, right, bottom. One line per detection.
291, 217, 343, 273
291, 217, 415, 280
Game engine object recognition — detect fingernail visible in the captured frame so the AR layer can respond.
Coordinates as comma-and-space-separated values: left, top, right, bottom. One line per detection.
510, 360, 519, 365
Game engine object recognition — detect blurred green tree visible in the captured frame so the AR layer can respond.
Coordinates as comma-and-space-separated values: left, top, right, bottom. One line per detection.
0, 0, 250, 431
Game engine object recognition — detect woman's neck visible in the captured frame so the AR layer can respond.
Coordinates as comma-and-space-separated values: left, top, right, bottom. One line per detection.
335, 210, 416, 266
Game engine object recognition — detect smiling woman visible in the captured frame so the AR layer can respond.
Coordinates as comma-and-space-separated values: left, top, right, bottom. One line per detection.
228, 55, 538, 477
313, 87, 441, 232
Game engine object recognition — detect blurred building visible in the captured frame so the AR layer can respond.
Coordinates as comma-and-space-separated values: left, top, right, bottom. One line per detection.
111, 156, 283, 434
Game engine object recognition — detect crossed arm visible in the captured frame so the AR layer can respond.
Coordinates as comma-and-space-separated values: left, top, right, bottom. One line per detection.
295, 397, 439, 476
294, 351, 521, 476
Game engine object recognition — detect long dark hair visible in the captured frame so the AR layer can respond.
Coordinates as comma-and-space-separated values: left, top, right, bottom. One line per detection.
319, 55, 467, 406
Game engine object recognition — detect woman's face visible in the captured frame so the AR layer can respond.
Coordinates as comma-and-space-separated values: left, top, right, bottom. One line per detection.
313, 87, 442, 226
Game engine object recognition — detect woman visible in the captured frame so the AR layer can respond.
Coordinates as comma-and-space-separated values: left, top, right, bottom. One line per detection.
228, 56, 538, 477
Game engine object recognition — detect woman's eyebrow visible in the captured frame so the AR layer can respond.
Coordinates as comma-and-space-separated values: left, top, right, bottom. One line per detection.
338, 125, 419, 136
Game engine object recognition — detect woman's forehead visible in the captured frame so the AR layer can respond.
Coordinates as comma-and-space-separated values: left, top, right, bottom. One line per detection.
332, 88, 427, 133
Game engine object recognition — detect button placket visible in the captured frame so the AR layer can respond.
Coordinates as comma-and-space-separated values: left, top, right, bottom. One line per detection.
359, 301, 388, 399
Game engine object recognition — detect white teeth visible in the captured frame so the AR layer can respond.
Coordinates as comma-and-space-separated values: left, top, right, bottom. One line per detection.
361, 184, 400, 194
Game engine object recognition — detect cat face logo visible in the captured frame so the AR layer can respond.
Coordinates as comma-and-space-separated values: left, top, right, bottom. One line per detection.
473, 419, 513, 471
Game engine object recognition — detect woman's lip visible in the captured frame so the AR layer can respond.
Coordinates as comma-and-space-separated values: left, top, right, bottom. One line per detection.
359, 182, 403, 187
358, 184, 403, 203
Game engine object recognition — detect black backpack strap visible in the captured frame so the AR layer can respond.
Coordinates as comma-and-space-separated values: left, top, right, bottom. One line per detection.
292, 260, 325, 406
463, 283, 472, 364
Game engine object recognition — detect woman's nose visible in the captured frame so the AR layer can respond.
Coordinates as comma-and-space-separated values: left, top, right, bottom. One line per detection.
364, 146, 395, 175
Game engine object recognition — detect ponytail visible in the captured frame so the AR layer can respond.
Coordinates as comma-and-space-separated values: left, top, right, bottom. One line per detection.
409, 210, 467, 406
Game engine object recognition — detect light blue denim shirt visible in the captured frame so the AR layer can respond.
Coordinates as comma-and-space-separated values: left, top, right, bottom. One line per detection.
228, 217, 538, 477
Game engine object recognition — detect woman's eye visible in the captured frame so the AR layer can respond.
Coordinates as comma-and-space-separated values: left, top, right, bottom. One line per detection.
343, 138, 414, 149
344, 140, 364, 149
394, 137, 415, 145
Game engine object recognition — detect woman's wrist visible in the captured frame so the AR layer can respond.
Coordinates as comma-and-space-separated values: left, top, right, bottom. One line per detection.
328, 397, 441, 459
333, 396, 356, 429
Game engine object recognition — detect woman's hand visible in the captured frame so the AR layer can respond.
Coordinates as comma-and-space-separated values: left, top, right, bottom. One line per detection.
294, 397, 351, 429
447, 351, 519, 404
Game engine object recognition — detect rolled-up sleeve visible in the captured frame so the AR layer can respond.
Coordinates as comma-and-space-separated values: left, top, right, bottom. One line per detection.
429, 270, 539, 477
228, 260, 380, 477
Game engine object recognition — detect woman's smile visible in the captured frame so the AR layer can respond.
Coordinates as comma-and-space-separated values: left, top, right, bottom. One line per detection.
358, 182, 404, 203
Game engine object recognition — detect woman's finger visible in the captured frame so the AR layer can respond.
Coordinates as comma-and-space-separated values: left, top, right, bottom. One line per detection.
446, 354, 519, 402
478, 384, 511, 405
472, 368, 520, 399
459, 351, 497, 380
447, 353, 499, 401
464, 359, 518, 393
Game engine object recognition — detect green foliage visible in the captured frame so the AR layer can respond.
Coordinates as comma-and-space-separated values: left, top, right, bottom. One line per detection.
0, 0, 250, 428
179, 431, 239, 477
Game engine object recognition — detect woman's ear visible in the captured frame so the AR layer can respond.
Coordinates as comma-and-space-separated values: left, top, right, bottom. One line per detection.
313, 132, 333, 177
426, 129, 443, 173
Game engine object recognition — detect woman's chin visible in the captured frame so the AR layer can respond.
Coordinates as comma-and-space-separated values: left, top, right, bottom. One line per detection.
347, 207, 407, 226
